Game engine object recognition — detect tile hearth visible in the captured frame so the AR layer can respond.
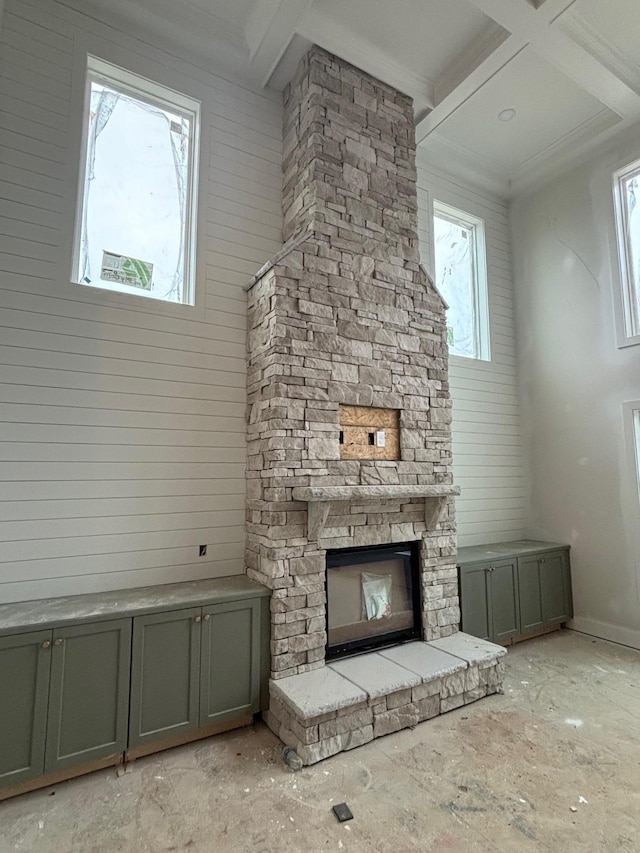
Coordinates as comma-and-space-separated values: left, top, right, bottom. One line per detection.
266, 633, 506, 765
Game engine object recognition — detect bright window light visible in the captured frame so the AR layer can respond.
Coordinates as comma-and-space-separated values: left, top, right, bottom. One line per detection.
73, 57, 200, 305
433, 201, 490, 361
613, 159, 640, 342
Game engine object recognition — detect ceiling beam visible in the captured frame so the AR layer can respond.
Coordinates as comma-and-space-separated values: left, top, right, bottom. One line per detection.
416, 35, 527, 143
418, 0, 640, 146
465, 0, 640, 115
244, 0, 313, 88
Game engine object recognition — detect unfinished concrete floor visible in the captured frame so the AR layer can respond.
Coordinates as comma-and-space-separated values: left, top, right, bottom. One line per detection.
1, 629, 640, 853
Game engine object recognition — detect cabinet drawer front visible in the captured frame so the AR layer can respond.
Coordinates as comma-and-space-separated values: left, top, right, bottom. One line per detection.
0, 631, 52, 788
200, 600, 260, 727
45, 619, 131, 773
129, 608, 201, 749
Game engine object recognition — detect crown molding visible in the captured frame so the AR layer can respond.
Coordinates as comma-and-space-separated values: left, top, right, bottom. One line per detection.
417, 135, 511, 199
60, 0, 267, 92
513, 107, 620, 178
560, 10, 640, 94
245, 0, 314, 87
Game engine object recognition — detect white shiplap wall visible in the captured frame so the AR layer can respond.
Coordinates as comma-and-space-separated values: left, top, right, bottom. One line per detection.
417, 152, 528, 546
0, 0, 283, 602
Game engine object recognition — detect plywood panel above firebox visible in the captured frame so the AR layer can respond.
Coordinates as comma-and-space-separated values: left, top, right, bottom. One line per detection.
339, 406, 400, 461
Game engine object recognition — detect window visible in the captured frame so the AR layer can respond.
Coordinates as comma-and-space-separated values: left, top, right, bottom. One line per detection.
433, 201, 490, 360
73, 57, 200, 305
623, 402, 640, 599
632, 407, 640, 498
613, 159, 640, 343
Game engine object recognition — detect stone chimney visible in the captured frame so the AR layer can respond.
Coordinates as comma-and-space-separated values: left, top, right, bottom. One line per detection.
246, 46, 459, 681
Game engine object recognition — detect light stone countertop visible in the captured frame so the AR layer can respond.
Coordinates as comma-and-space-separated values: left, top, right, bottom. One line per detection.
457, 539, 569, 565
0, 576, 269, 636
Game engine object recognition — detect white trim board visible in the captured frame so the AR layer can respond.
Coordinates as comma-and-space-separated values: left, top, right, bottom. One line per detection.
568, 618, 640, 652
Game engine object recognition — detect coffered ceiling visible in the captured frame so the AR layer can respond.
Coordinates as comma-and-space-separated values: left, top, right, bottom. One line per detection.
78, 0, 640, 195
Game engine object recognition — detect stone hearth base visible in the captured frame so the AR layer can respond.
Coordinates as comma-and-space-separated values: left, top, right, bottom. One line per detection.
265, 633, 506, 765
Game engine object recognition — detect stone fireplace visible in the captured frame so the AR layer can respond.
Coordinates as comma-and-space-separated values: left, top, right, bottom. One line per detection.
326, 541, 421, 659
245, 46, 505, 764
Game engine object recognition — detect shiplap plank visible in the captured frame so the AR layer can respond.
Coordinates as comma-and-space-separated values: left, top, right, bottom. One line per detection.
0, 525, 245, 562
0, 288, 247, 347
0, 562, 244, 604
0, 345, 247, 395
0, 145, 69, 182
0, 365, 246, 408
0, 274, 247, 330
0, 461, 245, 481
0, 493, 244, 522
0, 544, 243, 582
0, 327, 246, 374
0, 444, 246, 464
0, 478, 243, 501
0, 178, 64, 214
0, 402, 245, 431
0, 23, 72, 74
0, 510, 245, 543
0, 217, 60, 247
0, 307, 248, 361
0, 423, 246, 448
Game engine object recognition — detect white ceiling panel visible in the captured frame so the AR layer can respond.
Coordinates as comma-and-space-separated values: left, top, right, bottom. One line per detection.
314, 0, 500, 84
434, 47, 620, 176
186, 0, 257, 31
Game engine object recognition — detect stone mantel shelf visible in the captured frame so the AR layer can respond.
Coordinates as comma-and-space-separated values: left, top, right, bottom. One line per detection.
291, 485, 460, 540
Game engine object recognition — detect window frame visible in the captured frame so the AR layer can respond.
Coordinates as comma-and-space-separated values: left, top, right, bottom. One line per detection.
71, 55, 201, 307
432, 200, 491, 362
622, 401, 640, 603
612, 157, 640, 347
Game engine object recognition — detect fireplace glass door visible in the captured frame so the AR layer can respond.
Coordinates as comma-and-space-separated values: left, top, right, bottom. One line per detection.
326, 541, 420, 659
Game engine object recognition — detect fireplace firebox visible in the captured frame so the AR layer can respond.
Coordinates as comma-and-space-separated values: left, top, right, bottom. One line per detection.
326, 542, 421, 660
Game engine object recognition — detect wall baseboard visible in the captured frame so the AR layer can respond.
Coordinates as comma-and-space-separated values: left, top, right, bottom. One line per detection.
568, 617, 640, 651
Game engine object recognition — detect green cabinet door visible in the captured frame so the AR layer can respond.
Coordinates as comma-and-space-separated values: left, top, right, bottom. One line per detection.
129, 608, 201, 749
459, 563, 491, 641
200, 599, 260, 727
517, 555, 544, 634
0, 631, 52, 789
489, 559, 520, 643
540, 550, 572, 624
44, 619, 131, 773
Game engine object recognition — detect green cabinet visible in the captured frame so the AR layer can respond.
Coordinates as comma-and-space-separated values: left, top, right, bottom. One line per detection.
129, 608, 202, 749
0, 631, 51, 788
459, 559, 519, 644
45, 620, 131, 773
458, 541, 572, 645
0, 620, 131, 789
200, 599, 261, 727
129, 599, 261, 752
518, 551, 572, 631
0, 577, 268, 799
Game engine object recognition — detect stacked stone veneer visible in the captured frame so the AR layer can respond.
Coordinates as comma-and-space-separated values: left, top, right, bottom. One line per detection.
267, 637, 506, 766
246, 46, 461, 682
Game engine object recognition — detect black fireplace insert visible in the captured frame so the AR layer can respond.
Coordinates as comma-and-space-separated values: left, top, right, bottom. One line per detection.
325, 541, 421, 660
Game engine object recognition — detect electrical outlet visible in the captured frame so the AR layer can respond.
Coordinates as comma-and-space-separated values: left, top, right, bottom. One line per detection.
376, 430, 386, 447
199, 545, 207, 557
